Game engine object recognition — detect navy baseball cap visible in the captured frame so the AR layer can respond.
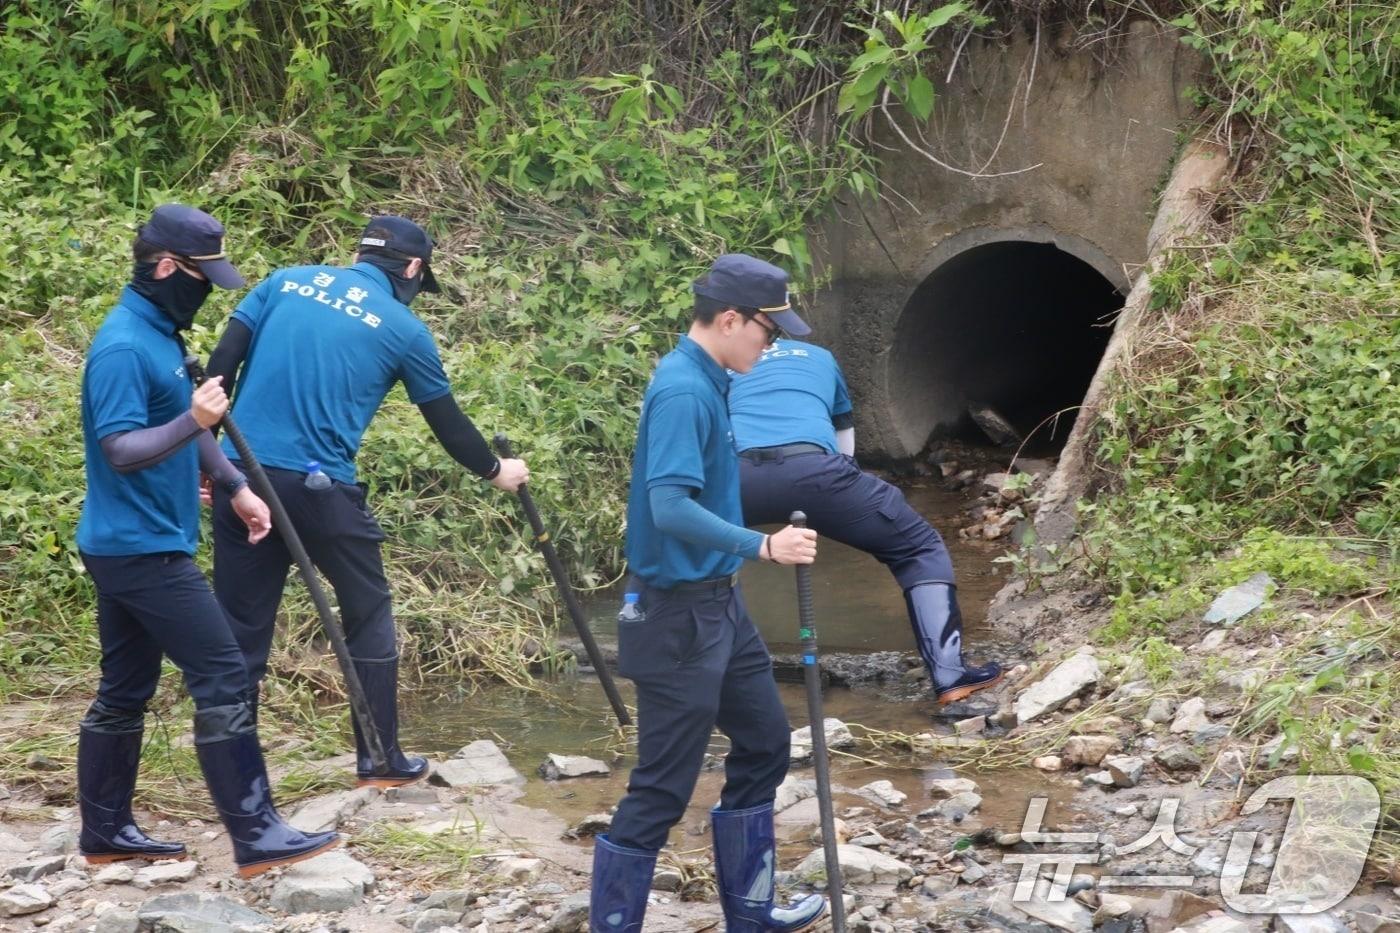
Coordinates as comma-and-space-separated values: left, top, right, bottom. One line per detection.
359, 215, 440, 293
138, 204, 245, 289
692, 253, 810, 336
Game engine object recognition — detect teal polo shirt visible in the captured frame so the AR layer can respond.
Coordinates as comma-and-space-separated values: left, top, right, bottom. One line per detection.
729, 339, 852, 454
77, 288, 201, 557
625, 336, 747, 588
220, 262, 453, 484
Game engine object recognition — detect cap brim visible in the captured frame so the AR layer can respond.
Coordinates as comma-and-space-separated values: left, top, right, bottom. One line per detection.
766, 307, 811, 337
198, 257, 246, 290
421, 263, 441, 293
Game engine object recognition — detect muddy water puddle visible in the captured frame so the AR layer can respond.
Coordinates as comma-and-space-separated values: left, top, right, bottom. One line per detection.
403, 678, 1084, 856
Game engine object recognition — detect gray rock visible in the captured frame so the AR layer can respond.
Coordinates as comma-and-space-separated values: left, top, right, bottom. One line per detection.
539, 754, 610, 780
411, 908, 464, 932
28, 752, 62, 771
1203, 572, 1273, 626
796, 845, 914, 885
1083, 770, 1116, 787
1170, 697, 1210, 734
1145, 698, 1176, 724
1016, 655, 1103, 724
568, 812, 612, 837
0, 883, 53, 917
774, 775, 815, 813
417, 890, 475, 912
958, 858, 988, 884
1273, 913, 1348, 933
988, 878, 1093, 932
1224, 669, 1266, 692
385, 783, 441, 804
651, 869, 683, 891
8, 854, 68, 882
858, 780, 907, 808
1194, 724, 1232, 744
495, 857, 541, 883
1260, 734, 1299, 762
133, 859, 199, 889
790, 719, 855, 760
1111, 680, 1155, 703
95, 864, 136, 885
46, 874, 90, 898
1175, 916, 1249, 933
135, 893, 272, 931
288, 786, 380, 833
1199, 629, 1228, 651
933, 792, 983, 822
40, 825, 78, 855
1352, 910, 1400, 933
0, 828, 28, 853
543, 892, 590, 932
927, 777, 979, 798
1105, 755, 1146, 788
268, 850, 372, 914
953, 715, 986, 735
1062, 735, 1120, 767
969, 405, 1022, 445
94, 909, 140, 933
1153, 739, 1198, 767
431, 739, 524, 787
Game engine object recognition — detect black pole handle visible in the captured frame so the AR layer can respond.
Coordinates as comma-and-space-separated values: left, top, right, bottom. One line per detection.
790, 510, 847, 929
493, 434, 632, 727
186, 355, 388, 774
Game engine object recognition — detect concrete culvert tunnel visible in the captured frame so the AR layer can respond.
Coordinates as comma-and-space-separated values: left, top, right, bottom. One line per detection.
887, 235, 1126, 451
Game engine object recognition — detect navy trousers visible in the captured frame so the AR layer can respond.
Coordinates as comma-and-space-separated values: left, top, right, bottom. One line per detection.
212, 466, 397, 686
608, 582, 791, 852
81, 552, 249, 710
740, 450, 954, 589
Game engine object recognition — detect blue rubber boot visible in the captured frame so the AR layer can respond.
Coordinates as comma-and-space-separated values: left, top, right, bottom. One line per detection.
350, 656, 429, 788
904, 583, 1003, 704
712, 803, 827, 932
194, 703, 341, 877
78, 701, 187, 864
590, 834, 658, 932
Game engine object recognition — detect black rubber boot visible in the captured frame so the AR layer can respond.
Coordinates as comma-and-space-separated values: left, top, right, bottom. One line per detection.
77, 701, 186, 864
904, 582, 1003, 704
350, 656, 428, 788
194, 703, 341, 877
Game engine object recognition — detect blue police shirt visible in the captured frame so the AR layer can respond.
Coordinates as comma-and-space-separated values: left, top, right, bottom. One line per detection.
625, 336, 748, 588
221, 262, 453, 483
77, 288, 201, 556
728, 339, 853, 453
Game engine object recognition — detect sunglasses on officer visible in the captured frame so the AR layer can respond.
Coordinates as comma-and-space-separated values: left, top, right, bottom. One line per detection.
737, 309, 783, 347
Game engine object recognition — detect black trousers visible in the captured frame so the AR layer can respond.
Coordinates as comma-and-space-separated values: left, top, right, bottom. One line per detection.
608, 581, 791, 852
212, 466, 397, 686
740, 451, 954, 589
81, 552, 249, 710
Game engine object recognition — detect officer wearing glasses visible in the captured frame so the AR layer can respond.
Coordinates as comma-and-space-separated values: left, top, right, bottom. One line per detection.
729, 338, 1003, 704
590, 254, 827, 933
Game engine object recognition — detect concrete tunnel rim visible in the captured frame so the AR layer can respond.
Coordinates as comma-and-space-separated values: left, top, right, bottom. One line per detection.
880, 225, 1130, 455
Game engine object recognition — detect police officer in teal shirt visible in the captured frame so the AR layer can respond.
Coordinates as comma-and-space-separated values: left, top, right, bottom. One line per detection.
730, 340, 1003, 705
206, 216, 528, 789
76, 204, 339, 877
591, 255, 827, 933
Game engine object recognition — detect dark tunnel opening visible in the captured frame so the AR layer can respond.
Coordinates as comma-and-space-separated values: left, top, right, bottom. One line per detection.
889, 239, 1125, 452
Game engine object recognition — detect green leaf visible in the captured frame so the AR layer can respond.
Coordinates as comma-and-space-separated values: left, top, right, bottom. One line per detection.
852, 62, 890, 97
921, 3, 968, 31
772, 237, 792, 256
906, 73, 935, 120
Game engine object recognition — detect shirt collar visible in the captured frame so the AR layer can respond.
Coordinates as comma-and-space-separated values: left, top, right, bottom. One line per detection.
118, 286, 176, 336
350, 261, 393, 294
676, 335, 730, 397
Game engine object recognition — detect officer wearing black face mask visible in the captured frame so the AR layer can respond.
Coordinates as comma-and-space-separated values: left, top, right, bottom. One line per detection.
76, 204, 342, 876
204, 216, 530, 789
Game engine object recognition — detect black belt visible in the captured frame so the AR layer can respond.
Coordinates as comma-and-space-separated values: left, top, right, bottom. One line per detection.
646, 573, 739, 596
738, 442, 827, 463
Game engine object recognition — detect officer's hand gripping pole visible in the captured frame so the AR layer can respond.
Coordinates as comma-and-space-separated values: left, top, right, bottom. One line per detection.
184, 355, 388, 775
791, 511, 847, 931
492, 434, 632, 727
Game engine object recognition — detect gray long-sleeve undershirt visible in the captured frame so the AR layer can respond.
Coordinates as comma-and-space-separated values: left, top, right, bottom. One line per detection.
100, 412, 246, 490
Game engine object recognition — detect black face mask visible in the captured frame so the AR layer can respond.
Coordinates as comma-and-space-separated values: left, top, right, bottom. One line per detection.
131, 261, 212, 330
361, 253, 424, 305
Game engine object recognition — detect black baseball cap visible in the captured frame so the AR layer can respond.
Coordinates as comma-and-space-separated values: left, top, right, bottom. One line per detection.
359, 215, 440, 293
138, 204, 245, 289
692, 253, 811, 336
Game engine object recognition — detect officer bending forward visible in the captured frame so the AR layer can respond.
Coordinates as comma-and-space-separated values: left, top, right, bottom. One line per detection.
591, 255, 827, 933
75, 205, 339, 876
729, 339, 1002, 704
